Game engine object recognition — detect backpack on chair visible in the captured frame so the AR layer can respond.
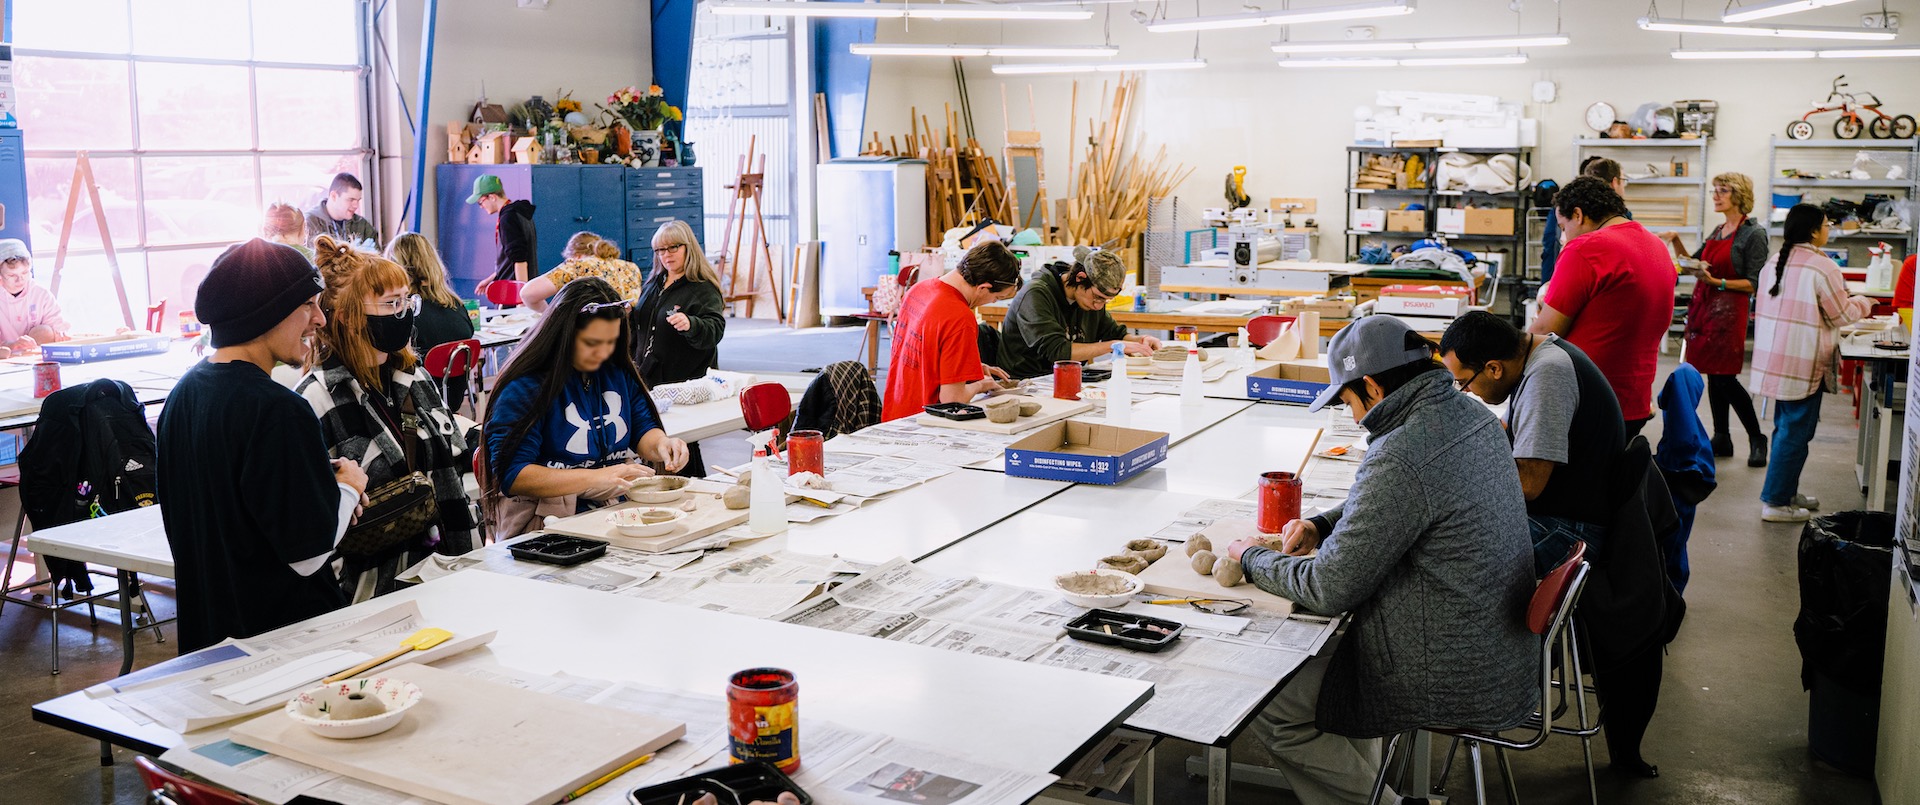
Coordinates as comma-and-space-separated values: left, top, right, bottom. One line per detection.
18, 379, 159, 592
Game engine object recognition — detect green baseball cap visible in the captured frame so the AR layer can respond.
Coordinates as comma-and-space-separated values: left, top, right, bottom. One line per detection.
465, 174, 504, 204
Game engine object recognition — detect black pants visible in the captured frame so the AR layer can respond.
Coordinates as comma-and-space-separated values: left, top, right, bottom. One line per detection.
1705, 373, 1763, 441
1594, 641, 1665, 768
1625, 417, 1651, 440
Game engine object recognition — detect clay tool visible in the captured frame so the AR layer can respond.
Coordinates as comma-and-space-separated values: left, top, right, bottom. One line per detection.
1296, 429, 1323, 478
322, 628, 453, 683
561, 753, 654, 802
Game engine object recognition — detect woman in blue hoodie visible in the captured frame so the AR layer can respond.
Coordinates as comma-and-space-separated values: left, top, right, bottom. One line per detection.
483, 277, 690, 538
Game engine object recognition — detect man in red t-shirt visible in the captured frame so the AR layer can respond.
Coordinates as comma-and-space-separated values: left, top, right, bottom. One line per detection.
880, 241, 1025, 422
1530, 177, 1677, 437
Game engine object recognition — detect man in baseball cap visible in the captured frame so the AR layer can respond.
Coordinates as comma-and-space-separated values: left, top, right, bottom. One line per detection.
466, 174, 538, 295
158, 238, 369, 651
1218, 313, 1537, 803
995, 246, 1160, 379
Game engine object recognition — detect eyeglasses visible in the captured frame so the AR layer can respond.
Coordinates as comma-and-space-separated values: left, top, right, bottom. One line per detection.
651, 243, 687, 258
1711, 186, 1732, 196
364, 294, 421, 317
580, 298, 635, 315
1455, 364, 1485, 391
1189, 598, 1251, 615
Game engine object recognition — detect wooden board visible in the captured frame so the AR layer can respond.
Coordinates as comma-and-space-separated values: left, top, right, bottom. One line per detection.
1136, 519, 1296, 614
544, 494, 750, 552
228, 663, 685, 805
913, 394, 1094, 435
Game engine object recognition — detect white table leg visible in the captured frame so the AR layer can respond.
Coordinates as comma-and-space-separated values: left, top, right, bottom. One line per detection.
1206, 745, 1230, 805
1133, 744, 1156, 805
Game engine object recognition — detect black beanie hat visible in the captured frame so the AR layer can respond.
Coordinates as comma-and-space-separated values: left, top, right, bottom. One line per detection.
198, 238, 323, 348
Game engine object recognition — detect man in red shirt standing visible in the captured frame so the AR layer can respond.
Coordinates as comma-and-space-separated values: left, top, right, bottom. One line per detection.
1530, 177, 1678, 438
880, 241, 1024, 422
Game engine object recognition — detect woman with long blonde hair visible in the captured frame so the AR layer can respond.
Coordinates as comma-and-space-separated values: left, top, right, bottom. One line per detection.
385, 232, 477, 407
520, 231, 643, 310
632, 220, 726, 475
297, 235, 476, 601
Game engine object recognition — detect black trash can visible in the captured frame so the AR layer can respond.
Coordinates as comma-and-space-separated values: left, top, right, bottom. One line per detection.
1794, 510, 1895, 777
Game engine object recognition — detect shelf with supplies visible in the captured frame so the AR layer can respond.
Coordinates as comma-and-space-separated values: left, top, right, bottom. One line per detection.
1775, 137, 1920, 149
1344, 145, 1534, 286
1575, 137, 1710, 239
1571, 138, 1711, 148
1766, 134, 1918, 257
1774, 178, 1914, 189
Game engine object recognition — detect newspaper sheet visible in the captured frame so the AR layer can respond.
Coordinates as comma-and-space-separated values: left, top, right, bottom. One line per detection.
808, 739, 1057, 805
468, 547, 653, 592
827, 420, 1020, 467
1201, 609, 1341, 654
779, 596, 925, 639
910, 580, 1075, 638
888, 619, 1060, 662
1150, 498, 1258, 543
1031, 643, 1157, 679
818, 455, 957, 498
831, 558, 972, 613
1122, 665, 1279, 744
701, 550, 866, 586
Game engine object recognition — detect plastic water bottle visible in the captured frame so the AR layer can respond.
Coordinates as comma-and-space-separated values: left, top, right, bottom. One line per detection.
1236, 326, 1256, 368
1181, 346, 1204, 408
1108, 341, 1133, 426
748, 432, 787, 535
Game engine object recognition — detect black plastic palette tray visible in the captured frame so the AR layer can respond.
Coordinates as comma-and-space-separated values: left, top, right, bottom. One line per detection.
508, 534, 608, 566
628, 762, 813, 805
1064, 608, 1184, 652
1081, 368, 1113, 383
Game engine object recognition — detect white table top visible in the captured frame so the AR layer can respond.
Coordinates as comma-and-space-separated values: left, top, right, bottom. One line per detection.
918, 484, 1228, 591
25, 504, 172, 578
0, 342, 204, 426
1846, 280, 1896, 300
35, 570, 1152, 776
1120, 403, 1327, 499
783, 469, 1070, 563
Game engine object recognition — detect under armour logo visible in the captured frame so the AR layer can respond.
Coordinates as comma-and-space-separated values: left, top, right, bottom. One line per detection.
313, 274, 324, 288
1344, 356, 1357, 371
562, 391, 631, 454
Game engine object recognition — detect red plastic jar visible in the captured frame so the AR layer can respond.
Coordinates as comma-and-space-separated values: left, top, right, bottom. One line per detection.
727, 667, 800, 772
786, 430, 824, 477
1053, 360, 1083, 401
1257, 471, 1302, 535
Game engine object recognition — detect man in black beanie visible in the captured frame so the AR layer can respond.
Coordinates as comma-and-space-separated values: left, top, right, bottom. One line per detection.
158, 238, 370, 652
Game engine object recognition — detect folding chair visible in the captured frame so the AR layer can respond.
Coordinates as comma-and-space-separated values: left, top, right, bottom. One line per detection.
423, 339, 483, 414
485, 280, 526, 308
136, 756, 254, 805
740, 382, 794, 452
1245, 314, 1297, 348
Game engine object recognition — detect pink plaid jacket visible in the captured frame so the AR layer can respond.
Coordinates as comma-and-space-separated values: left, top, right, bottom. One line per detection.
1750, 244, 1872, 401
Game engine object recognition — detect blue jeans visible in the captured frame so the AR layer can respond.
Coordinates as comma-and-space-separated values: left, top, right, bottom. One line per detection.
1528, 515, 1608, 579
1760, 391, 1823, 506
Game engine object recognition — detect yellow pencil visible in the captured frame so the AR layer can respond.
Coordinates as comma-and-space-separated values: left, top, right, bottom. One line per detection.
561, 754, 654, 802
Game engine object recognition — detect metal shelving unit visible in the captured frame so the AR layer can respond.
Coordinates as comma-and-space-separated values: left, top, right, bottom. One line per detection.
1765, 135, 1919, 262
1572, 137, 1711, 235
1344, 145, 1535, 289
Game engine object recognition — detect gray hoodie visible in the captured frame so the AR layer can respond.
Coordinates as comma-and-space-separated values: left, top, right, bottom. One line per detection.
1243, 369, 1538, 738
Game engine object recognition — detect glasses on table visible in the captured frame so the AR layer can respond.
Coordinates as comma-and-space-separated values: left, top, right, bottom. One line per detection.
1189, 598, 1251, 615
363, 294, 421, 317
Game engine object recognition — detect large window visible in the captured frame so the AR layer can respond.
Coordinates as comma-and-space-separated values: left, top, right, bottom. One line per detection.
11, 0, 369, 333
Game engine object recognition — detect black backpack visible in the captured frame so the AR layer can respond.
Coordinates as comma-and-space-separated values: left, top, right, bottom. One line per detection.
18, 378, 159, 590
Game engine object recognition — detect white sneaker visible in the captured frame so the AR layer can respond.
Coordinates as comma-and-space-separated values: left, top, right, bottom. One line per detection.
1762, 504, 1813, 523
1793, 494, 1820, 510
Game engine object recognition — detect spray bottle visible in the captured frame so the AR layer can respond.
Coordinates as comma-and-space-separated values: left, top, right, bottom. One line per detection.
1108, 341, 1132, 427
1868, 242, 1895, 294
1236, 326, 1256, 368
1181, 345, 1204, 408
748, 429, 787, 535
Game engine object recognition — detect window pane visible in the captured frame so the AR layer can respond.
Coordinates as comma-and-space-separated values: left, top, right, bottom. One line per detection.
15, 57, 134, 150
25, 157, 141, 250
256, 69, 362, 150
136, 63, 252, 150
132, 0, 249, 60
14, 0, 131, 54
261, 154, 365, 213
145, 248, 223, 327
252, 0, 360, 65
141, 157, 259, 247
46, 252, 151, 336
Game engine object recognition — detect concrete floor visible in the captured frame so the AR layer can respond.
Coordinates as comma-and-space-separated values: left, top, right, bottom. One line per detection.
0, 331, 1890, 803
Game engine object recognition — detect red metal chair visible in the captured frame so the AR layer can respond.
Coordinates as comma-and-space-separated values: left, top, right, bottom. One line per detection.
1245, 314, 1297, 348
136, 756, 255, 805
423, 339, 482, 413
485, 280, 525, 308
852, 266, 921, 374
145, 300, 167, 334
740, 382, 794, 452
1368, 543, 1593, 805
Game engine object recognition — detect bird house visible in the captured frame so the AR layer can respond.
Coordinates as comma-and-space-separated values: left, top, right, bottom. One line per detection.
512, 137, 540, 165
447, 122, 473, 164
470, 101, 508, 128
477, 132, 511, 165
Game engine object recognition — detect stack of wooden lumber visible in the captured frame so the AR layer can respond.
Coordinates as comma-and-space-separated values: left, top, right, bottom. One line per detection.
861, 105, 1013, 241
1056, 75, 1192, 249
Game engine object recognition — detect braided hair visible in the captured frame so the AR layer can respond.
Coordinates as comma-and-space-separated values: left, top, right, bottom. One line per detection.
1771, 204, 1826, 297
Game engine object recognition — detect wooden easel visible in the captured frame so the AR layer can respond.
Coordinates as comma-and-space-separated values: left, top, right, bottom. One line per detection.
1001, 85, 1049, 233
714, 136, 784, 322
50, 152, 135, 329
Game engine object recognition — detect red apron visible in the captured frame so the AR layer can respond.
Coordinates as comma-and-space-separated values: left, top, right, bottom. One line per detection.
1683, 232, 1750, 376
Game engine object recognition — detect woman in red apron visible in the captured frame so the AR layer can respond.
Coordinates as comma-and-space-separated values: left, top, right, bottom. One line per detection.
1662, 173, 1771, 466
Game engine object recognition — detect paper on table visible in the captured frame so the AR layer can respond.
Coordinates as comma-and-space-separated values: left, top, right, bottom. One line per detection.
1122, 665, 1277, 744
779, 597, 924, 639
889, 619, 1061, 662
828, 420, 1020, 467
210, 649, 372, 705
701, 550, 864, 586
1204, 610, 1341, 654
1164, 638, 1309, 680
832, 558, 972, 613
810, 738, 1058, 805
469, 547, 652, 592
1150, 499, 1257, 543
911, 580, 1075, 638
821, 455, 957, 498
1112, 601, 1248, 636
1031, 643, 1157, 679
159, 737, 342, 805
675, 580, 824, 618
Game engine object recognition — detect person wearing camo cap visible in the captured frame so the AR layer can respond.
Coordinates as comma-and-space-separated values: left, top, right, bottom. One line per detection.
995, 245, 1160, 379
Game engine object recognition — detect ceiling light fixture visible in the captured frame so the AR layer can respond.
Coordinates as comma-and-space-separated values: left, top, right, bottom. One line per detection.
1670, 45, 1920, 58
991, 59, 1209, 75
1669, 48, 1818, 59
1817, 45, 1920, 57
1271, 33, 1568, 54
1722, 0, 1858, 24
1638, 16, 1895, 40
850, 43, 1120, 57
1278, 53, 1527, 67
1146, 0, 1414, 34
709, 1, 1094, 21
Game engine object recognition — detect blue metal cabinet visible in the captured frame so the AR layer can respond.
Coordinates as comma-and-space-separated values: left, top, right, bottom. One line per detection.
624, 167, 703, 278
0, 130, 31, 249
436, 164, 628, 296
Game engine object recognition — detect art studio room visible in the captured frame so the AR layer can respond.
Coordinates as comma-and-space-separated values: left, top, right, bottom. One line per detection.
6, 0, 1920, 803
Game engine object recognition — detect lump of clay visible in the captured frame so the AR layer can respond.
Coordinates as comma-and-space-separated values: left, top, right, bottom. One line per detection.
734, 471, 752, 487
986, 404, 1019, 423
1017, 402, 1042, 417
1191, 550, 1216, 575
1099, 554, 1148, 575
680, 499, 699, 512
1184, 535, 1212, 557
722, 484, 751, 509
640, 509, 675, 524
1124, 539, 1167, 563
1214, 556, 1244, 587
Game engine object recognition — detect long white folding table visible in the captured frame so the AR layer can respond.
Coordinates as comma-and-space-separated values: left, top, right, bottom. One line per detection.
1841, 335, 1907, 511
784, 470, 1070, 563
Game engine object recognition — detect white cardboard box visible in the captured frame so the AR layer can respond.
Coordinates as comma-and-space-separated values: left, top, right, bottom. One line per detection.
1375, 295, 1465, 317
1435, 208, 1467, 235
1351, 209, 1387, 232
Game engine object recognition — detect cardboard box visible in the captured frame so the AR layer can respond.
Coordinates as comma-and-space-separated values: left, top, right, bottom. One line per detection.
1351, 209, 1386, 232
1376, 294, 1465, 318
40, 332, 172, 364
1280, 297, 1356, 318
1004, 421, 1169, 485
1435, 208, 1466, 235
1464, 208, 1515, 236
1386, 209, 1425, 233
1246, 361, 1333, 405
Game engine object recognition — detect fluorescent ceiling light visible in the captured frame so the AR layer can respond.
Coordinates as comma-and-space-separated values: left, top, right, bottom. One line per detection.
1278, 53, 1527, 68
1147, 0, 1414, 34
850, 43, 1119, 57
991, 59, 1208, 75
1670, 48, 1818, 59
1272, 33, 1568, 54
1638, 16, 1895, 40
1818, 46, 1920, 57
709, 1, 1094, 21
1723, 0, 1858, 23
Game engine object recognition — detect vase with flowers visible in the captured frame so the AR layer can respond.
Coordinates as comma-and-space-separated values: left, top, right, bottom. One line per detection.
601, 85, 682, 167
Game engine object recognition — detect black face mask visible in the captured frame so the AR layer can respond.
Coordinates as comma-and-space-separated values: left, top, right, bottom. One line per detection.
366, 311, 415, 354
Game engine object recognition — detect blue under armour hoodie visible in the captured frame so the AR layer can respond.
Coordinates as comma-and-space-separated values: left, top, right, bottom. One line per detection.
486, 367, 663, 495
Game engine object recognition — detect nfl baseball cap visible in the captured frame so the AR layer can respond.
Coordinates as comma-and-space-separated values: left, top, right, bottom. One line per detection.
1308, 316, 1434, 412
465, 174, 504, 204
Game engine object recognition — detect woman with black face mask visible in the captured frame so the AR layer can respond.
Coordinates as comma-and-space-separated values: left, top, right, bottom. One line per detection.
295, 236, 477, 602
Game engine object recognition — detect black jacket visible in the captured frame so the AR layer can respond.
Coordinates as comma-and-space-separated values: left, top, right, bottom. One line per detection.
632, 271, 726, 386
1579, 437, 1686, 673
491, 200, 537, 283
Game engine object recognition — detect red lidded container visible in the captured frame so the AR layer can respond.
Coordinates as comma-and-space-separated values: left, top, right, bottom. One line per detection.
786, 430, 824, 477
1257, 471, 1303, 535
1053, 360, 1083, 401
728, 667, 800, 772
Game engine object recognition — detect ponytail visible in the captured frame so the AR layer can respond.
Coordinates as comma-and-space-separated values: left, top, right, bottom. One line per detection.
1772, 204, 1826, 297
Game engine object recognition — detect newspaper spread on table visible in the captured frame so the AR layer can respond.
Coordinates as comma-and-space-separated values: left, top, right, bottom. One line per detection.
825, 419, 1021, 468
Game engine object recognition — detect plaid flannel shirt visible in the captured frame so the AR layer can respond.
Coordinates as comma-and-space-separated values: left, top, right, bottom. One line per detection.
1750, 244, 1873, 402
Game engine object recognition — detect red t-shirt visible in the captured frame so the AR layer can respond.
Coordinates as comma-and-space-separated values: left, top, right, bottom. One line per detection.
1895, 255, 1916, 311
881, 280, 984, 422
1541, 221, 1677, 422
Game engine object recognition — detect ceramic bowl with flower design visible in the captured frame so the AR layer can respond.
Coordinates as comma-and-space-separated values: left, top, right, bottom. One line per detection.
285, 677, 423, 739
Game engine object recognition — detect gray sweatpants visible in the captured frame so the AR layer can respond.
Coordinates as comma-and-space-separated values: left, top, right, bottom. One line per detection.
1250, 636, 1389, 805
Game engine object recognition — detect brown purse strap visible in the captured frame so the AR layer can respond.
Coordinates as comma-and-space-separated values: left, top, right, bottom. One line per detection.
366, 382, 421, 474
